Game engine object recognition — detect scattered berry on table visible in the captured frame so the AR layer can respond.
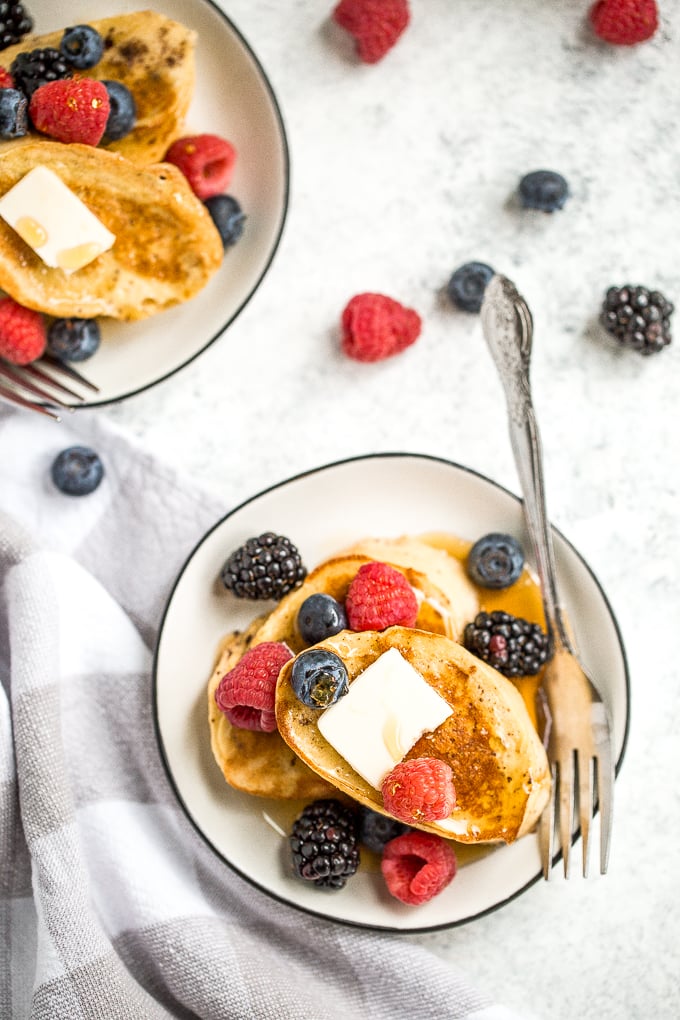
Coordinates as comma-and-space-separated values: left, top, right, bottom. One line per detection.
220, 532, 307, 601
59, 25, 104, 69
466, 532, 525, 590
290, 798, 360, 889
51, 446, 104, 497
464, 610, 551, 678
214, 640, 292, 732
382, 757, 456, 824
519, 170, 569, 212
0, 2, 33, 50
290, 648, 349, 709
47, 318, 101, 362
345, 560, 418, 631
356, 805, 410, 853
446, 261, 495, 313
381, 830, 457, 905
589, 0, 658, 45
101, 80, 136, 143
297, 593, 348, 645
333, 0, 410, 64
29, 78, 110, 146
340, 292, 421, 362
0, 67, 14, 87
10, 47, 71, 98
0, 86, 27, 138
599, 284, 673, 355
0, 295, 45, 364
164, 133, 237, 201
204, 194, 246, 250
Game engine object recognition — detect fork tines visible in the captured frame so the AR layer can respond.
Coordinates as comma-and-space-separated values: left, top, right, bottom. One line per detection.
0, 356, 99, 421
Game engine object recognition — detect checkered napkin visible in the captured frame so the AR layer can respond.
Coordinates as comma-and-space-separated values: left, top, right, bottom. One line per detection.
0, 405, 523, 1020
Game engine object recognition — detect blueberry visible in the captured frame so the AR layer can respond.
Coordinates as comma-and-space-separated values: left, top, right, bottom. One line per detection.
51, 446, 104, 496
356, 806, 410, 853
204, 194, 246, 250
446, 261, 495, 313
466, 533, 525, 590
100, 80, 137, 143
518, 170, 569, 212
290, 649, 349, 709
297, 593, 348, 645
59, 25, 104, 69
47, 318, 100, 362
0, 89, 28, 139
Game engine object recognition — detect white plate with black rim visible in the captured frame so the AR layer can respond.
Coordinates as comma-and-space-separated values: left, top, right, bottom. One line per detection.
12, 0, 288, 407
153, 453, 630, 933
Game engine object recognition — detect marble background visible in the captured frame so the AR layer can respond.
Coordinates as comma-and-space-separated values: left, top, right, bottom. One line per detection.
97, 1, 677, 1017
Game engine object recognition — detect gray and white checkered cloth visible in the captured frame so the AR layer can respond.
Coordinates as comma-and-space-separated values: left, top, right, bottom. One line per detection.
0, 405, 524, 1020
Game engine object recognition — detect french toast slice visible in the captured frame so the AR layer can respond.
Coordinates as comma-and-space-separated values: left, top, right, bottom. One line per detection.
0, 141, 223, 320
0, 10, 196, 165
207, 618, 334, 799
275, 627, 551, 843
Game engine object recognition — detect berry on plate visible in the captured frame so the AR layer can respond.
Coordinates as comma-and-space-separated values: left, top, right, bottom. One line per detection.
0, 86, 27, 138
59, 25, 104, 70
0, 2, 33, 49
356, 805, 410, 853
220, 532, 307, 601
333, 0, 410, 64
10, 47, 71, 98
599, 284, 673, 355
340, 292, 421, 362
382, 757, 456, 824
101, 80, 136, 143
519, 170, 569, 212
214, 641, 292, 732
164, 133, 237, 200
297, 593, 348, 645
381, 830, 457, 905
0, 295, 45, 364
446, 261, 495, 313
29, 78, 110, 146
464, 611, 551, 678
290, 648, 350, 709
47, 318, 101, 362
589, 0, 658, 45
51, 446, 104, 497
466, 532, 525, 590
0, 67, 15, 88
290, 798, 360, 889
204, 194, 246, 250
345, 561, 418, 631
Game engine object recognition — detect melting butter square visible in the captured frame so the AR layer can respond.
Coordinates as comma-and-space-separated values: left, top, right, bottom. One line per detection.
317, 647, 452, 789
0, 165, 115, 273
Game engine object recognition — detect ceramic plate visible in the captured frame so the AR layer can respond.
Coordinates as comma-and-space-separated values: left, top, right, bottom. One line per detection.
153, 453, 630, 932
21, 0, 288, 406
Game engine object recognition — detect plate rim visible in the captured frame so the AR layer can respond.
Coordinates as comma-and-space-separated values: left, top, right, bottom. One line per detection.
151, 450, 631, 933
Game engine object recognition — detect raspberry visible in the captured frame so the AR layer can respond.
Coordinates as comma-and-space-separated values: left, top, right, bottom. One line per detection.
345, 561, 418, 631
29, 79, 110, 146
0, 68, 14, 88
164, 134, 237, 200
381, 830, 457, 906
214, 641, 292, 732
340, 292, 421, 362
382, 758, 456, 824
0, 297, 46, 365
333, 0, 410, 64
589, 0, 658, 45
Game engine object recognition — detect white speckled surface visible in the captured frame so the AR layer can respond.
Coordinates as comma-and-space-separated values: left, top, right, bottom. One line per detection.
104, 2, 679, 1017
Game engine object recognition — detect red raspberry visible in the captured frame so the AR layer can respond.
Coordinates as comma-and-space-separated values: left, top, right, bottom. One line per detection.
164, 134, 237, 200
589, 0, 658, 44
333, 0, 410, 64
382, 758, 456, 823
0, 297, 46, 365
381, 830, 457, 905
29, 79, 110, 146
341, 293, 421, 362
215, 641, 292, 732
345, 561, 418, 631
0, 68, 14, 89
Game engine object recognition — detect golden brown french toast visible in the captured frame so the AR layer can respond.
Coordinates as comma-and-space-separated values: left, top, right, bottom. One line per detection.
0, 10, 196, 165
0, 141, 223, 320
276, 627, 551, 843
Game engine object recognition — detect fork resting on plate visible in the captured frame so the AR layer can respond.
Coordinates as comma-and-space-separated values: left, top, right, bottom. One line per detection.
481, 274, 614, 879
0, 355, 99, 421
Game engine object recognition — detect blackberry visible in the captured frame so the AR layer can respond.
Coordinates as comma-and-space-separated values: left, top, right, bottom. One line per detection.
600, 284, 673, 356
0, 2, 33, 50
519, 170, 569, 212
297, 593, 348, 645
10, 47, 72, 98
51, 446, 104, 497
356, 806, 409, 854
290, 648, 349, 709
447, 261, 495, 313
47, 318, 100, 362
466, 532, 524, 590
220, 532, 306, 600
463, 611, 550, 678
290, 799, 359, 889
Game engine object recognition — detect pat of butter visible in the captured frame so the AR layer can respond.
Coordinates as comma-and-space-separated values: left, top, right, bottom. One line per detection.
317, 647, 452, 789
0, 166, 115, 273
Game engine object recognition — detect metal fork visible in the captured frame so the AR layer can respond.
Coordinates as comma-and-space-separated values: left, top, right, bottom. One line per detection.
480, 273, 614, 878
0, 355, 99, 421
